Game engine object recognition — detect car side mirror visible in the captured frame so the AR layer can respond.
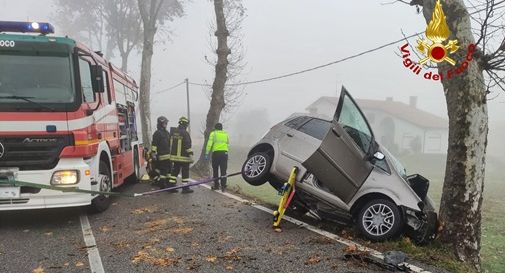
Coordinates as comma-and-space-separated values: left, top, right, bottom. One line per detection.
91, 65, 104, 93
373, 151, 385, 161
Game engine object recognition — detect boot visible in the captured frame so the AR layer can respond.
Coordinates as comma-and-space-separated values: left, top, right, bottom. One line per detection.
211, 182, 219, 190
181, 187, 194, 194
221, 182, 227, 193
166, 182, 178, 193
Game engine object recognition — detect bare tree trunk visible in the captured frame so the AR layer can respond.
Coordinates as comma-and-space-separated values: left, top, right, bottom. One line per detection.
418, 1, 488, 270
138, 0, 163, 147
121, 53, 129, 72
138, 25, 155, 147
192, 0, 230, 175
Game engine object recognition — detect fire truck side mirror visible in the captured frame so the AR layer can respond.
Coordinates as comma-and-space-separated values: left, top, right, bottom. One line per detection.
91, 65, 105, 93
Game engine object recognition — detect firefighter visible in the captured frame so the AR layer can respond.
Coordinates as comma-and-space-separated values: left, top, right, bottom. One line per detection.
205, 123, 229, 192
169, 116, 194, 193
150, 116, 177, 192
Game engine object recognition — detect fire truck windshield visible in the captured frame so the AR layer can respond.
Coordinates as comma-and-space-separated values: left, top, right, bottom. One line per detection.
0, 52, 75, 111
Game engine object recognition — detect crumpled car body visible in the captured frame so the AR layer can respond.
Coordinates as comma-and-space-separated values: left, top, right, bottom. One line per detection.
241, 87, 438, 243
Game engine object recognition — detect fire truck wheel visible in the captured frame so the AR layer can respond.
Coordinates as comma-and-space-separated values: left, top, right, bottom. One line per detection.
133, 148, 141, 182
91, 160, 112, 213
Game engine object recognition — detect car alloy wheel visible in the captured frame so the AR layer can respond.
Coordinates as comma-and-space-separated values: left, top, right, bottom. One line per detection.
362, 203, 395, 236
244, 154, 267, 178
241, 152, 273, 186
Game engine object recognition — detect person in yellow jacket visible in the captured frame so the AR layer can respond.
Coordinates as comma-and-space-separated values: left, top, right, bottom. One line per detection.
205, 123, 229, 192
169, 117, 194, 194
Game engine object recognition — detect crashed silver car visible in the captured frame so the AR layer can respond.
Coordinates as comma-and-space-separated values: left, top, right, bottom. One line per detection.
241, 87, 438, 243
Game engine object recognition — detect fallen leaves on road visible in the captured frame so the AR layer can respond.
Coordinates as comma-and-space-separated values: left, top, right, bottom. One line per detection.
225, 265, 234, 270
75, 262, 84, 267
153, 257, 181, 266
218, 235, 233, 243
99, 226, 111, 232
32, 266, 44, 273
44, 232, 53, 236
224, 247, 242, 261
305, 256, 321, 265
165, 246, 175, 253
131, 206, 157, 215
344, 244, 359, 253
171, 227, 193, 234
112, 240, 131, 250
206, 256, 218, 263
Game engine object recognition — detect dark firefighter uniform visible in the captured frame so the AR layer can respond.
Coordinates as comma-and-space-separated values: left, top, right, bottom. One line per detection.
169, 117, 194, 193
151, 116, 172, 188
205, 123, 229, 192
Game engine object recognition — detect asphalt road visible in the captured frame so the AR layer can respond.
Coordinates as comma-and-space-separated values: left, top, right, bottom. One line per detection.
0, 181, 446, 273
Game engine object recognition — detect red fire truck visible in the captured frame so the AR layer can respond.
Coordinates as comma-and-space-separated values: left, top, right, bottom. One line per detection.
0, 21, 146, 211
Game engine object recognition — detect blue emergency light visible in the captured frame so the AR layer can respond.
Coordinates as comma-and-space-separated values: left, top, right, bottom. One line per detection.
0, 21, 55, 35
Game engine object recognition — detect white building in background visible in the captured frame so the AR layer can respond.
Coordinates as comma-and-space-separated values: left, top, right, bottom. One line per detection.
306, 96, 448, 155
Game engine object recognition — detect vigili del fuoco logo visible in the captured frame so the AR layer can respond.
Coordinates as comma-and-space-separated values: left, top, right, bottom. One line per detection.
400, 0, 476, 81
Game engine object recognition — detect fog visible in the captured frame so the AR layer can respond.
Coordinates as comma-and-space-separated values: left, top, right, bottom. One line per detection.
1, 0, 504, 157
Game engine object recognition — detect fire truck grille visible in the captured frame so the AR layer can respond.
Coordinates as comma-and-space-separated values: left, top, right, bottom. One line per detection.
0, 135, 73, 171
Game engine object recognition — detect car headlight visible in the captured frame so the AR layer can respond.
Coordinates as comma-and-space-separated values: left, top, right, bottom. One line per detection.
51, 170, 79, 185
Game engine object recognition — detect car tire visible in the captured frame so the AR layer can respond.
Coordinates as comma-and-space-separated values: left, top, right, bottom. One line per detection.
356, 199, 403, 241
241, 152, 272, 186
90, 161, 112, 213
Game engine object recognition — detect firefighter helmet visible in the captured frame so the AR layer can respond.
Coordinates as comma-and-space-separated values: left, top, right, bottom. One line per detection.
179, 116, 189, 126
157, 116, 168, 127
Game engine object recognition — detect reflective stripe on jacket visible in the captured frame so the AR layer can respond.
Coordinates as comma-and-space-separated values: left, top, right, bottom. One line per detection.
205, 130, 229, 154
151, 129, 171, 160
169, 126, 193, 163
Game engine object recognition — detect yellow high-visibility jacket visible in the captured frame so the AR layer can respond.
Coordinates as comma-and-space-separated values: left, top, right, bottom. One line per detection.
205, 130, 229, 154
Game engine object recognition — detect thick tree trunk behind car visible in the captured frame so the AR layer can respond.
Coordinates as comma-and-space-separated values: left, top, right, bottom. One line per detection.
192, 0, 230, 175
418, 0, 488, 270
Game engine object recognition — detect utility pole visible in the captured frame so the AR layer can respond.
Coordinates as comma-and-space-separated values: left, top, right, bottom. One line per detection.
185, 78, 191, 134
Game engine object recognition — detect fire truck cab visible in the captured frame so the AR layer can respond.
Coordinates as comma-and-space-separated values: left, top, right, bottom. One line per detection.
0, 22, 145, 212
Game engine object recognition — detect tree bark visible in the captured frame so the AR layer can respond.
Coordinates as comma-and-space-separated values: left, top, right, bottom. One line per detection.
192, 0, 230, 175
138, 0, 162, 147
419, 1, 488, 270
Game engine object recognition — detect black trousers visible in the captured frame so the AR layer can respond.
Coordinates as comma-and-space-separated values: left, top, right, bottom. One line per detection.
212, 151, 228, 188
155, 159, 171, 186
170, 161, 190, 186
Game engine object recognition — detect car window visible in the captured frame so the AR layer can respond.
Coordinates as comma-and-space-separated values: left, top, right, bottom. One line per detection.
285, 116, 310, 129
79, 58, 94, 102
338, 95, 373, 154
298, 118, 332, 140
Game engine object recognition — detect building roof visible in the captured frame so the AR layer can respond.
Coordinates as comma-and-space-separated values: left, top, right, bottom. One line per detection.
306, 96, 448, 129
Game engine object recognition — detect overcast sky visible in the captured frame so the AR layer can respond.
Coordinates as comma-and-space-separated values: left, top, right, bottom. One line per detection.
1, 0, 504, 136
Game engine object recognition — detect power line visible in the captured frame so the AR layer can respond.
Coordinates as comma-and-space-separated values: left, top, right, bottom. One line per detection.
188, 31, 424, 87
153, 80, 186, 94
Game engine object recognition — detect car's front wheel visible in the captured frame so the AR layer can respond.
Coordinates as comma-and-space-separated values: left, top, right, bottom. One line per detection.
241, 152, 272, 186
356, 199, 403, 241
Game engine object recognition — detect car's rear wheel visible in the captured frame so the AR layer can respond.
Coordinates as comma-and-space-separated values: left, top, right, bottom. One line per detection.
356, 199, 403, 241
241, 152, 272, 186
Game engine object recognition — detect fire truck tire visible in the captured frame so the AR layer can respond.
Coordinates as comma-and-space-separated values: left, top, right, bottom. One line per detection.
133, 147, 141, 182
90, 160, 112, 213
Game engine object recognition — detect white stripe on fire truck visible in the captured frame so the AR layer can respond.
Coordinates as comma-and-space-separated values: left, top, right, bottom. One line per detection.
0, 105, 118, 132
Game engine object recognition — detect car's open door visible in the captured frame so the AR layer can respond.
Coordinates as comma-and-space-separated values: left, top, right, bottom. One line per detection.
302, 86, 375, 203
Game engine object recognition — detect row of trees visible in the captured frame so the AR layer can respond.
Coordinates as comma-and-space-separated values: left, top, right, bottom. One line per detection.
54, 0, 502, 271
